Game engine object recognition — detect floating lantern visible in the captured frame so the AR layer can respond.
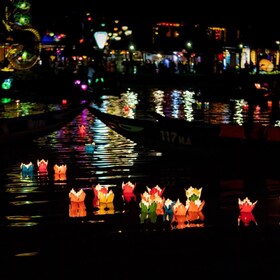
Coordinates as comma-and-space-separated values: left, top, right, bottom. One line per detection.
185, 186, 205, 212
92, 184, 109, 208
139, 192, 157, 223
154, 195, 165, 215
98, 189, 115, 204
53, 164, 67, 181
122, 181, 136, 203
163, 198, 175, 222
37, 159, 48, 173
69, 188, 87, 217
53, 164, 67, 175
238, 197, 258, 226
172, 199, 187, 216
171, 199, 188, 229
20, 162, 34, 173
85, 142, 95, 154
20, 162, 34, 178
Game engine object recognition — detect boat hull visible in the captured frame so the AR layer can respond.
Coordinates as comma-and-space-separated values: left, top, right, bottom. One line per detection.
88, 105, 280, 158
0, 100, 88, 144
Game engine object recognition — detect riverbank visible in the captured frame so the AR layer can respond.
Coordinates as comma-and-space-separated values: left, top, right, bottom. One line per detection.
2, 69, 280, 102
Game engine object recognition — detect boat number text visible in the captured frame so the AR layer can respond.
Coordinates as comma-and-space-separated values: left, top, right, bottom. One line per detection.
160, 130, 191, 145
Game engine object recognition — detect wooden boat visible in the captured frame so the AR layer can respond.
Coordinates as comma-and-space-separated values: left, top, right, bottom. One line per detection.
0, 100, 89, 144
87, 105, 280, 158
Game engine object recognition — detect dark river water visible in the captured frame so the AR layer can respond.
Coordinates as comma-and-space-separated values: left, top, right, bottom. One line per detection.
1, 87, 279, 279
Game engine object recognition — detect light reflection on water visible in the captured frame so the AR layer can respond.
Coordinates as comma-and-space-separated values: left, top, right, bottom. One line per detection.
0, 88, 279, 232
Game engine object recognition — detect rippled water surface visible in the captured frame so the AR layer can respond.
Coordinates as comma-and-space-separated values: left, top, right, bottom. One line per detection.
1, 88, 279, 228
1, 88, 279, 278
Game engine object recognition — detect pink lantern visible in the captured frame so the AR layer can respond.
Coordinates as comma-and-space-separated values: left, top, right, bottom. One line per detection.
37, 159, 48, 173
122, 181, 136, 203
238, 197, 258, 226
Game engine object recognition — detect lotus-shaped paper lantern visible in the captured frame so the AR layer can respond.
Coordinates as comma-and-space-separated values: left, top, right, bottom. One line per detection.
185, 186, 202, 201
122, 181, 136, 203
20, 162, 34, 173
69, 188, 87, 217
92, 184, 109, 208
171, 199, 188, 229
172, 199, 187, 216
238, 197, 258, 226
53, 164, 67, 181
163, 198, 175, 222
37, 159, 48, 173
147, 185, 165, 198
20, 162, 34, 178
139, 192, 157, 213
154, 195, 165, 215
99, 190, 115, 204
139, 192, 157, 224
238, 197, 257, 213
53, 164, 67, 175
85, 142, 95, 154
185, 186, 205, 212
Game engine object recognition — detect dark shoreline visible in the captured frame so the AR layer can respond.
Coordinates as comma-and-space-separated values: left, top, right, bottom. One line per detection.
3, 70, 280, 99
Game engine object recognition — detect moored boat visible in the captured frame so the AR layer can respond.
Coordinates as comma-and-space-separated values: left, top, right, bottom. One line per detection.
0, 100, 89, 144
87, 104, 280, 158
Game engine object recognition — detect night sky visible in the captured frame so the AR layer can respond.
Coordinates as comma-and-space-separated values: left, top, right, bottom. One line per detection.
30, 0, 279, 29
1, 1, 276, 41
